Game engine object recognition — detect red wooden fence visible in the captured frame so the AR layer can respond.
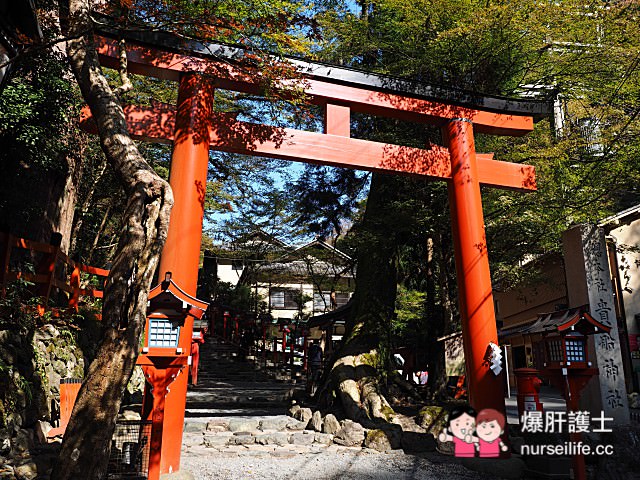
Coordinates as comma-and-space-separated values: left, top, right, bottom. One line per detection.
0, 231, 109, 314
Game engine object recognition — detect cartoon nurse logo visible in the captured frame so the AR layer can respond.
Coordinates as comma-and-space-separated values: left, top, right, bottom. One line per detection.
438, 406, 478, 457
475, 408, 508, 457
438, 406, 509, 458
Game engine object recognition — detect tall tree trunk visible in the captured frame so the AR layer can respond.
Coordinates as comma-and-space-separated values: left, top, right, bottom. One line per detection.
86, 202, 112, 264
321, 172, 400, 424
54, 150, 82, 254
38, 136, 84, 254
50, 1, 173, 478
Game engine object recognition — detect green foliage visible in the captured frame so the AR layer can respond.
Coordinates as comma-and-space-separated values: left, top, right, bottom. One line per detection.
0, 50, 76, 171
0, 358, 33, 428
30, 344, 49, 399
314, 0, 640, 295
288, 166, 369, 237
205, 154, 302, 245
215, 281, 262, 312
319, 0, 539, 92
393, 286, 426, 338
0, 279, 39, 334
126, 0, 317, 57
0, 46, 91, 241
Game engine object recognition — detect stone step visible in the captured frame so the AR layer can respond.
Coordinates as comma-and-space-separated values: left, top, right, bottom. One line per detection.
182, 415, 336, 450
185, 334, 302, 442
187, 396, 290, 404
194, 430, 335, 448
180, 411, 437, 454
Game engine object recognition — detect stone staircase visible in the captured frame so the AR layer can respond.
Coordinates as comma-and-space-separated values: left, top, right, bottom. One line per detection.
182, 414, 338, 452
181, 336, 356, 455
185, 336, 298, 417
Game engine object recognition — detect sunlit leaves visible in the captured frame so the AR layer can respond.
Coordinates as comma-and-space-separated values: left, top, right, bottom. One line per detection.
118, 0, 317, 58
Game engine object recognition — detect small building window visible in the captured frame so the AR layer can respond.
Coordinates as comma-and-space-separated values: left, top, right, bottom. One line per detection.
270, 289, 299, 309
314, 292, 331, 311
271, 290, 284, 308
335, 292, 351, 308
314, 292, 351, 311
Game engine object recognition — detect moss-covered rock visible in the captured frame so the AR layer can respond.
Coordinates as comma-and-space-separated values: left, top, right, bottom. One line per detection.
415, 405, 446, 434
365, 428, 393, 452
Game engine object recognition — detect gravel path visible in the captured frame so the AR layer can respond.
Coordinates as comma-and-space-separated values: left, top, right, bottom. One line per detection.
181, 444, 498, 480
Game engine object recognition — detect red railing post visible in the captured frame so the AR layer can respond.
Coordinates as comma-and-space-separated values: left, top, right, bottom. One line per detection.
282, 331, 287, 366
223, 311, 229, 340
36, 232, 62, 314
47, 378, 82, 438
262, 324, 267, 365
68, 264, 81, 312
273, 335, 277, 363
290, 330, 294, 369
59, 378, 82, 429
303, 334, 308, 372
190, 333, 204, 386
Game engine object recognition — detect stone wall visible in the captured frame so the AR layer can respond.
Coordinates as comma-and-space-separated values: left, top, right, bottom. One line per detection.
33, 325, 86, 421
0, 323, 87, 430
0, 322, 90, 479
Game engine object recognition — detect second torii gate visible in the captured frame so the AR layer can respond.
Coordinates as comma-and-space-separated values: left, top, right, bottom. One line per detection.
82, 20, 550, 478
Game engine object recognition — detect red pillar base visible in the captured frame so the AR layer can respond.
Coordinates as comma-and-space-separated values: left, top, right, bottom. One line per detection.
141, 365, 182, 480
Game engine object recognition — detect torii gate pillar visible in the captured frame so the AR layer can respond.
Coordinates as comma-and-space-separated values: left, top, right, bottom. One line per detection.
445, 119, 505, 413
160, 72, 214, 293
155, 72, 213, 475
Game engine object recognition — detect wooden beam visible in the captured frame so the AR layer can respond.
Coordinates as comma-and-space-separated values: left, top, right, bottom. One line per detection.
324, 103, 350, 137
81, 104, 536, 191
94, 37, 534, 136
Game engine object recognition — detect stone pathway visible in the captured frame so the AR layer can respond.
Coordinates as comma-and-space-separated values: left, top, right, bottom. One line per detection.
182, 337, 335, 450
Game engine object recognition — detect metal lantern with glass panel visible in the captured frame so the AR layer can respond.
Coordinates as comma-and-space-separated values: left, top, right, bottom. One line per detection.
499, 305, 611, 403
521, 306, 613, 431
141, 272, 209, 358
536, 306, 609, 371
135, 273, 209, 480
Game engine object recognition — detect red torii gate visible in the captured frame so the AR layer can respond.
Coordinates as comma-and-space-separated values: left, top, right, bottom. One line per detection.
83, 21, 550, 478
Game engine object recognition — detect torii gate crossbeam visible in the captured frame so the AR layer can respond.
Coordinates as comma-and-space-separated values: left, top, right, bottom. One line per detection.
83, 20, 551, 478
